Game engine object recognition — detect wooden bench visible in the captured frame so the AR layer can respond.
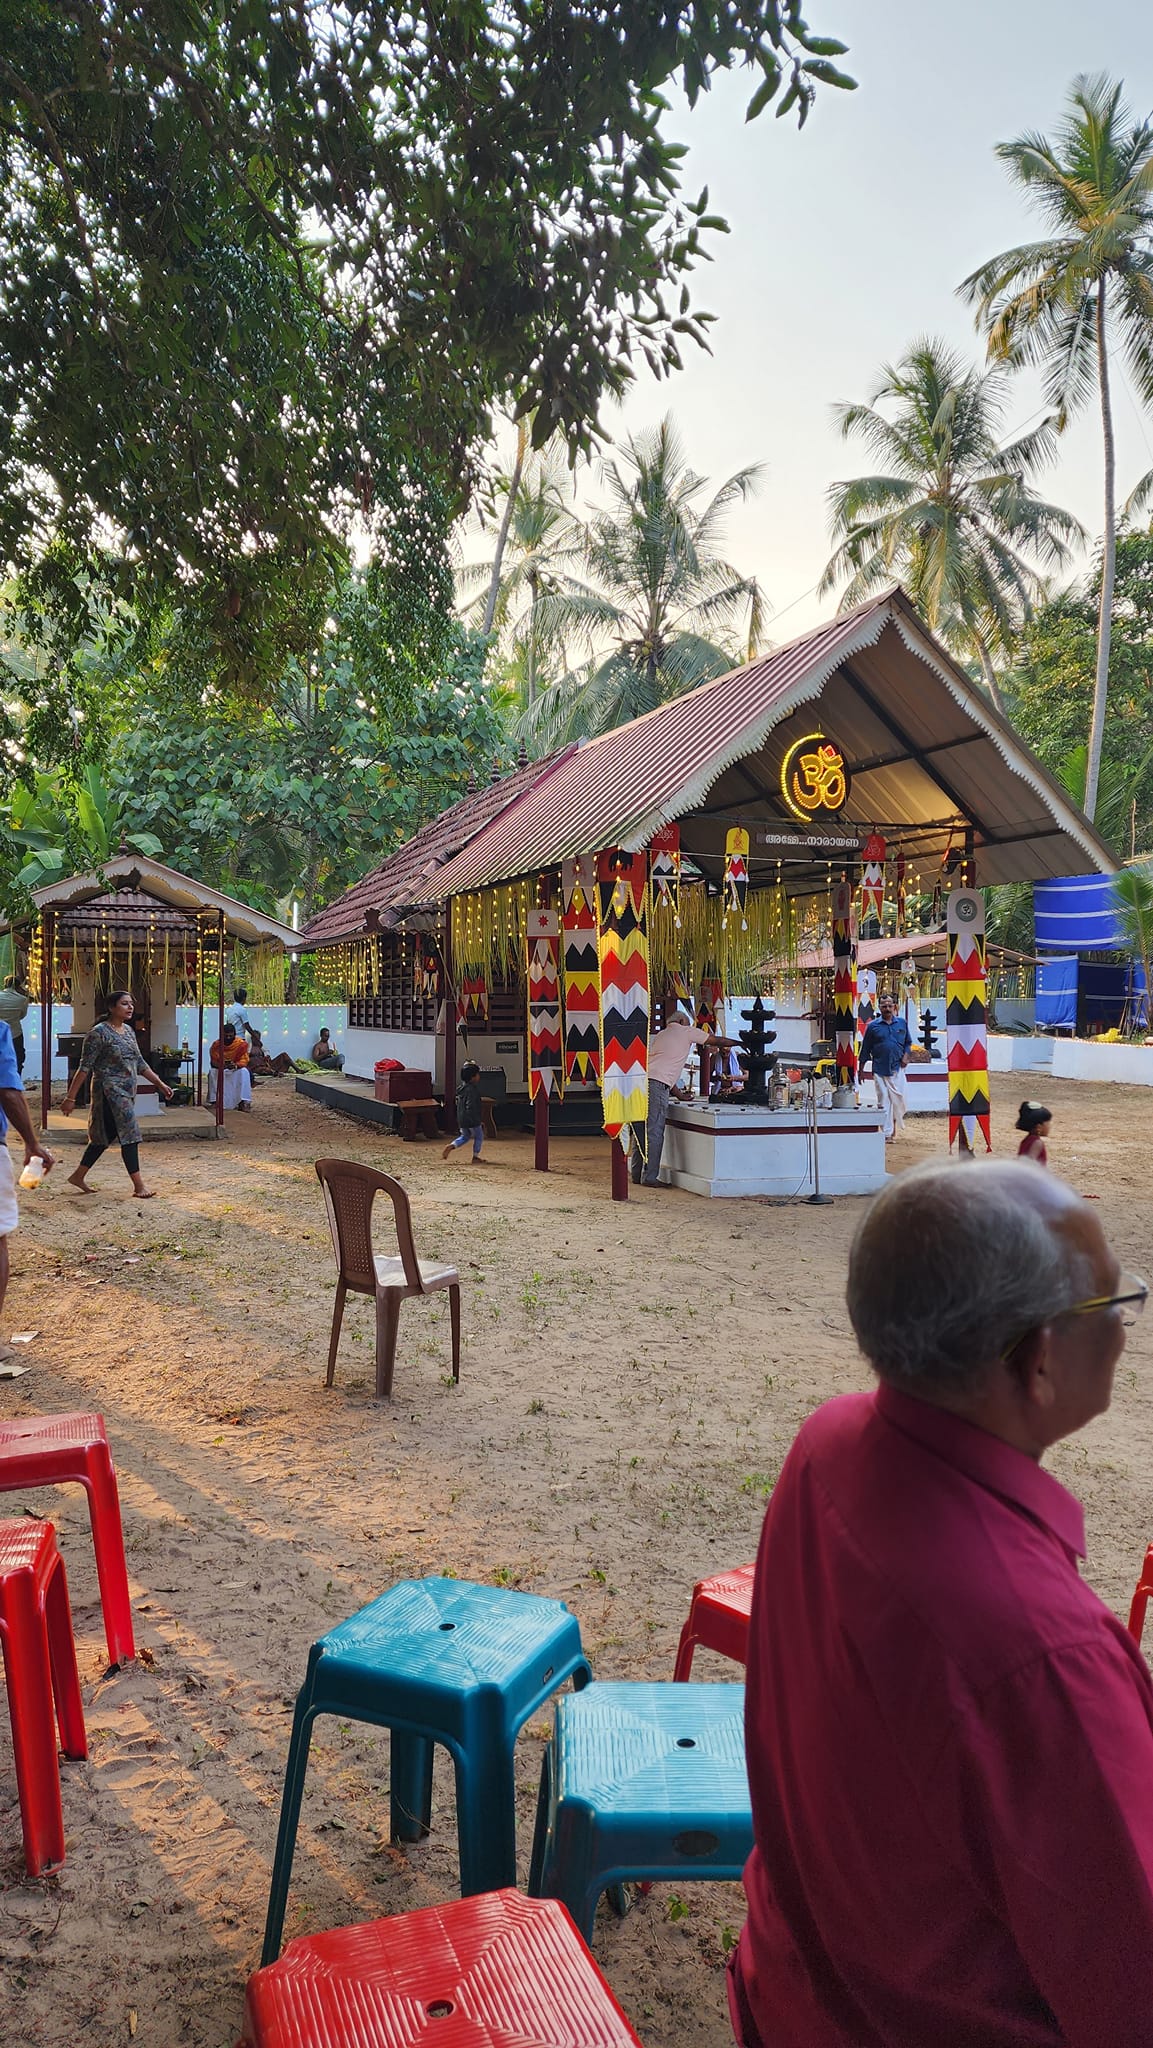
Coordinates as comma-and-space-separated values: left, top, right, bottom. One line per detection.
480, 1096, 500, 1140
397, 1098, 440, 1141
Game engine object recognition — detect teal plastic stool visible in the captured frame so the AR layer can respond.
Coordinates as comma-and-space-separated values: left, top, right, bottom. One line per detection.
262, 1577, 591, 1962
528, 1680, 751, 1941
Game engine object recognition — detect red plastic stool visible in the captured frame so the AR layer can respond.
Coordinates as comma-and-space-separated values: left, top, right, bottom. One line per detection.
240, 1889, 644, 2046
0, 1518, 88, 1873
674, 1562, 757, 1680
1128, 1545, 1153, 1645
0, 1413, 135, 1665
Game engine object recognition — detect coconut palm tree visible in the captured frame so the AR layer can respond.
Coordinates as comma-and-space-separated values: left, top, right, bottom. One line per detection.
819, 340, 1084, 712
520, 415, 765, 748
459, 444, 588, 708
961, 74, 1153, 817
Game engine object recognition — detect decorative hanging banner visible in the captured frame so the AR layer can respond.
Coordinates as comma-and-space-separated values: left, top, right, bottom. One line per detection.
456, 963, 489, 1034
946, 888, 991, 1152
832, 880, 858, 1089
526, 908, 564, 1102
723, 827, 750, 930
856, 965, 877, 1044
696, 965, 724, 1034
860, 831, 887, 927
561, 854, 601, 1083
649, 823, 682, 926
668, 967, 692, 1008
895, 854, 907, 932
413, 935, 438, 1001
596, 851, 649, 1141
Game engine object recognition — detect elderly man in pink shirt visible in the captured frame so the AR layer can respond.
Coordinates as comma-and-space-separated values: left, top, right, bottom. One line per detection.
732, 1158, 1152, 2048
632, 1007, 725, 1186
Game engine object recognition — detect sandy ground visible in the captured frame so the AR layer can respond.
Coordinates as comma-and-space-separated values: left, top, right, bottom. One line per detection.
0, 1069, 1150, 2047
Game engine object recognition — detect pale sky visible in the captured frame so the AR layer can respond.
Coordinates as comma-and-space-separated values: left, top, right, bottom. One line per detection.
503, 0, 1153, 647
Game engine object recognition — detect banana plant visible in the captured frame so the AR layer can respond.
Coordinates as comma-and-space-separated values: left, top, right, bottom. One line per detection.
4, 766, 162, 894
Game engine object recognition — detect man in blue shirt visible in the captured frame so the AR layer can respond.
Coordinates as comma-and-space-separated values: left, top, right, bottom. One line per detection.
0, 1019, 54, 1352
858, 993, 911, 1142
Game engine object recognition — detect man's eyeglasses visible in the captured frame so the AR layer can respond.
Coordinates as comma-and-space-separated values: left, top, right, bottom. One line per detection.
1063, 1273, 1148, 1326
1003, 1261, 1146, 1359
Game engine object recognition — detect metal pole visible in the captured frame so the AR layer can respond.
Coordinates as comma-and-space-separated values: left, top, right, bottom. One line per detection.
215, 911, 225, 1129
441, 918, 457, 1132
40, 910, 53, 1133
807, 1072, 831, 1205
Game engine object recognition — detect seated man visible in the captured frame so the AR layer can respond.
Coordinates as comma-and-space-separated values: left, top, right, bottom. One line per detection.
731, 1159, 1153, 2048
311, 1027, 345, 1071
208, 1022, 253, 1111
248, 1028, 295, 1078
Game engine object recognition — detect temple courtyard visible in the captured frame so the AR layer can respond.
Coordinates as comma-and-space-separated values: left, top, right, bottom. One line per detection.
1, 1070, 1150, 2046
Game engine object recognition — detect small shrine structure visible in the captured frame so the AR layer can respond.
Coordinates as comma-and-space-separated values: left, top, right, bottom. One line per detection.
300, 588, 1113, 1197
18, 853, 297, 1130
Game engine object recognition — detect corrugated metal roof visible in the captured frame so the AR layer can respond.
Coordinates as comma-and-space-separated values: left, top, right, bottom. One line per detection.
417, 590, 1113, 899
300, 746, 578, 948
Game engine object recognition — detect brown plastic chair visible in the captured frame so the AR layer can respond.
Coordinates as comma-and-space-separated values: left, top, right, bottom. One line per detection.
316, 1159, 461, 1398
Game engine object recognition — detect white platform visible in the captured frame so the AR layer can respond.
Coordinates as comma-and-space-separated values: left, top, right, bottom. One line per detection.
661, 1100, 887, 1198
900, 1064, 949, 1114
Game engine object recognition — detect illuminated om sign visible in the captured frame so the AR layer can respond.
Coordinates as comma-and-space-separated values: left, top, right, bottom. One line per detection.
781, 733, 851, 819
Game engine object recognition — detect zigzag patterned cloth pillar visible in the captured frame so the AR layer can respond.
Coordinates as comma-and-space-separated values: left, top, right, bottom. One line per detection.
596, 851, 649, 1141
947, 888, 991, 1151
561, 855, 601, 1084
832, 880, 858, 1090
526, 908, 563, 1101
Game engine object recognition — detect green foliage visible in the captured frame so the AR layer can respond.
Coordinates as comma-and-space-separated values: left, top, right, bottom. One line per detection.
820, 339, 1083, 703
519, 415, 765, 747
1003, 529, 1153, 855
106, 618, 505, 923
962, 76, 1153, 429
0, 1, 853, 683
0, 765, 162, 898
962, 73, 1153, 815
460, 445, 589, 710
1111, 863, 1153, 1025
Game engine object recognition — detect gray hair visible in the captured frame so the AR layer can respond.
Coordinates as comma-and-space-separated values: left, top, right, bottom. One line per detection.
847, 1159, 1098, 1394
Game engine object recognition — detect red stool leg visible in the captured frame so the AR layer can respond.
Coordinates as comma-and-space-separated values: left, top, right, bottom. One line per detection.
673, 1603, 700, 1681
0, 1579, 66, 1874
82, 1447, 136, 1664
44, 1552, 87, 1760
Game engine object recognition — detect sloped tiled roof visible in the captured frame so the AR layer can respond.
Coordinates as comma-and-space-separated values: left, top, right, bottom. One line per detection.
300, 745, 578, 948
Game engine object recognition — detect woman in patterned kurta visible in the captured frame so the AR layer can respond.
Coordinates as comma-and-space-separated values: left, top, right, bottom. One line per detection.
61, 990, 173, 1198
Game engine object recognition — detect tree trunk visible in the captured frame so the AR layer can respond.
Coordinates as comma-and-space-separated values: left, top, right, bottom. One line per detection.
1085, 284, 1116, 824
527, 566, 539, 707
973, 634, 1006, 716
480, 416, 529, 639
285, 862, 321, 1001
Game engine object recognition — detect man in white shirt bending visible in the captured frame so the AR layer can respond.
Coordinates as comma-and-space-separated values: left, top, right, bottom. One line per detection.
632, 1008, 724, 1186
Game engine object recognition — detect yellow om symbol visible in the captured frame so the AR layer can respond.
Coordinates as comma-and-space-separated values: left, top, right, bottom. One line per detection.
783, 734, 848, 817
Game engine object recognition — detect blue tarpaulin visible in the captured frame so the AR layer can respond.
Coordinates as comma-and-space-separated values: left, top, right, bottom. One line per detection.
1035, 956, 1077, 1030
1034, 873, 1120, 952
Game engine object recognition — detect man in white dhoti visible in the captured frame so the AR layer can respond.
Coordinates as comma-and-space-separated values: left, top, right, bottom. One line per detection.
858, 994, 911, 1143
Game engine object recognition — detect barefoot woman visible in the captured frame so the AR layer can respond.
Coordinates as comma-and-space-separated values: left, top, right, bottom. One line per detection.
61, 990, 173, 1198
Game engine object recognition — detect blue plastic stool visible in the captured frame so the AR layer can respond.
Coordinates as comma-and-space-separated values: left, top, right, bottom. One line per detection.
262, 1577, 591, 1962
528, 1681, 751, 1941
